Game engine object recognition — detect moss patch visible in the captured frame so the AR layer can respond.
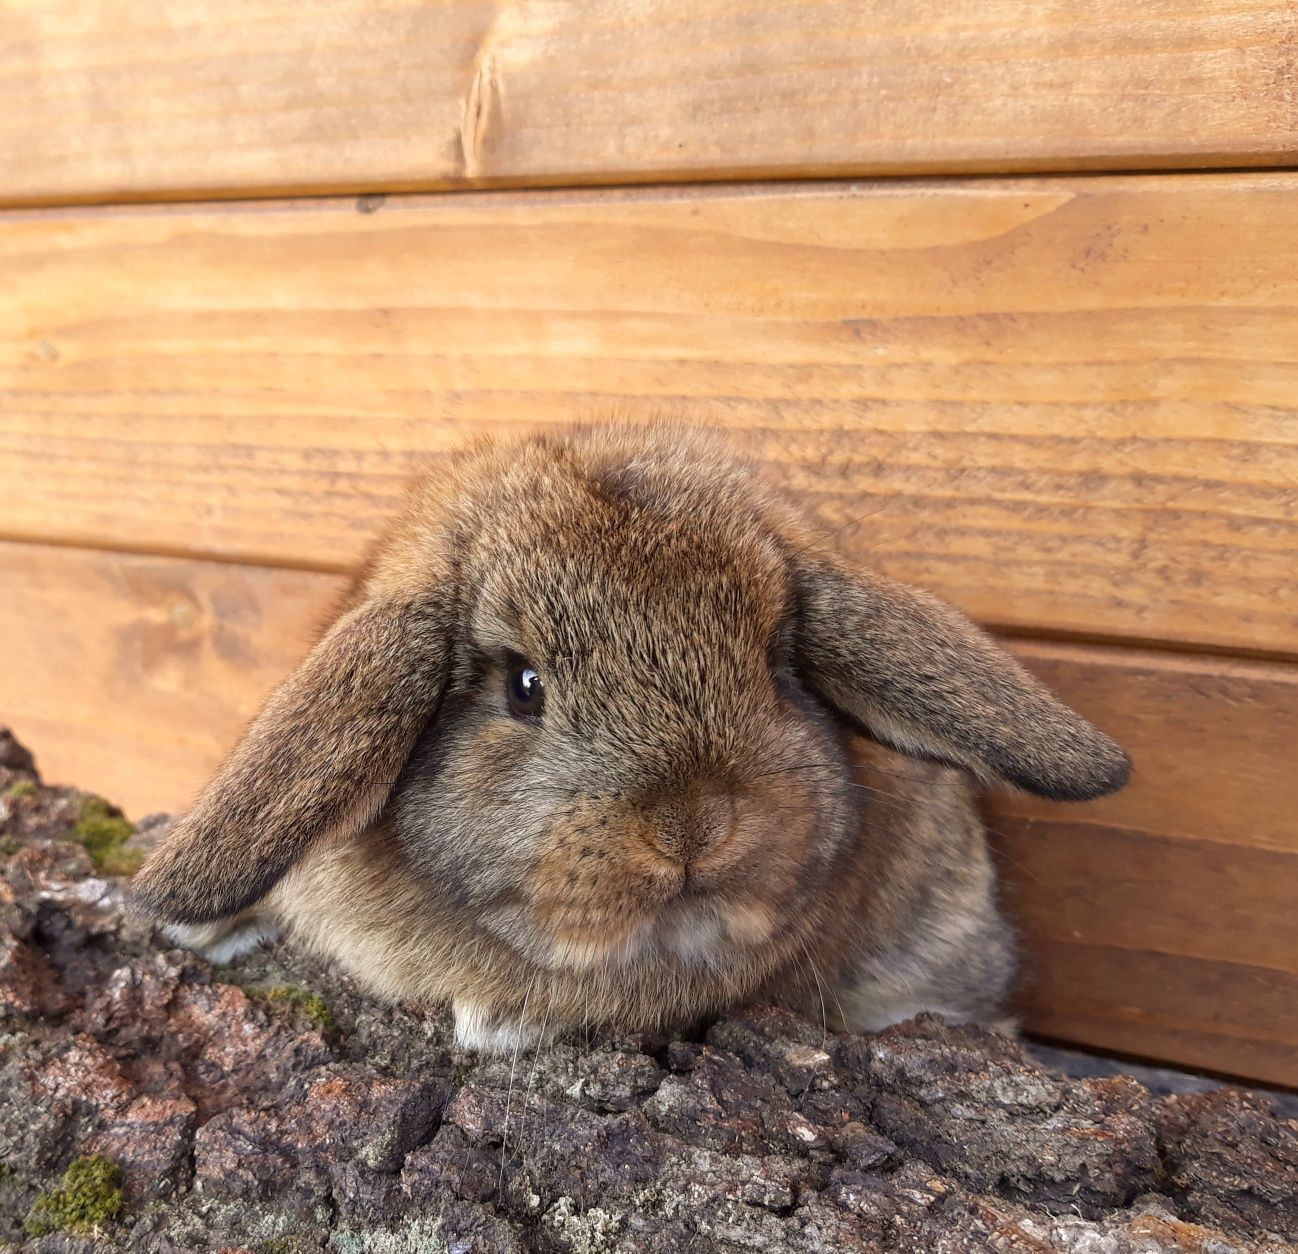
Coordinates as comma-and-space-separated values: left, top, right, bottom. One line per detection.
24, 1154, 125, 1237
3, 779, 37, 799
0, 838, 18, 857
72, 797, 144, 876
245, 983, 334, 1032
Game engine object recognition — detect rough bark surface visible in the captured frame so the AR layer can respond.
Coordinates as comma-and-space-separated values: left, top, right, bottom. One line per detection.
1, 727, 1295, 1253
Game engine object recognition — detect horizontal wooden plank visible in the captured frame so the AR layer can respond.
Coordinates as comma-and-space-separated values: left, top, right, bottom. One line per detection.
2, 0, 1296, 205
1, 540, 1295, 1082
993, 641, 1298, 854
1015, 937, 1298, 1089
996, 823, 1298, 982
0, 542, 347, 817
4, 176, 1298, 653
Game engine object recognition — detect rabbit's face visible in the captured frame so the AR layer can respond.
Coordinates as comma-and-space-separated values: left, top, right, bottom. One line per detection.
391, 468, 853, 973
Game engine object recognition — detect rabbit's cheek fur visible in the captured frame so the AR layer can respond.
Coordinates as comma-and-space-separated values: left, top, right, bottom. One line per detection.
391, 701, 548, 891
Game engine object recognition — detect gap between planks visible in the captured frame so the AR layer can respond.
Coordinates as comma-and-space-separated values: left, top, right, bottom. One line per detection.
8, 159, 1298, 215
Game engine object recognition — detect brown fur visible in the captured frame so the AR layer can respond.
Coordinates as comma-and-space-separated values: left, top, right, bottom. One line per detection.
131, 423, 1130, 1047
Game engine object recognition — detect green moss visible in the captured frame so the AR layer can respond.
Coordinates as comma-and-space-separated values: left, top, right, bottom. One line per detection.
3, 780, 36, 799
0, 838, 18, 857
24, 1155, 124, 1237
72, 796, 143, 876
245, 983, 334, 1032
257, 1241, 295, 1254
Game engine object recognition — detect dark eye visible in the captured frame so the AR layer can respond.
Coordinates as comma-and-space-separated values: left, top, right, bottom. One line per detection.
506, 656, 545, 720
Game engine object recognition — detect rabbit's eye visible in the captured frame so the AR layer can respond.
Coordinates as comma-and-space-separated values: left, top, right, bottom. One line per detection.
507, 656, 545, 721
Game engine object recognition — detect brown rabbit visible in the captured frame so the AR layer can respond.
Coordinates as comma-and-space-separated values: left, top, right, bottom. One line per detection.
132, 424, 1129, 1052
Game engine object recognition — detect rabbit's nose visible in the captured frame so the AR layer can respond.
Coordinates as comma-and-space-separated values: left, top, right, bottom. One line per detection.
643, 790, 737, 867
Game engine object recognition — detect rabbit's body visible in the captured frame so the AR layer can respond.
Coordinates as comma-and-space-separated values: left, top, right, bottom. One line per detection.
139, 425, 1125, 1052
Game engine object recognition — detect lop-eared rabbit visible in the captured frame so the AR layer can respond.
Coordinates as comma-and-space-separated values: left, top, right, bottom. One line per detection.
133, 425, 1129, 1052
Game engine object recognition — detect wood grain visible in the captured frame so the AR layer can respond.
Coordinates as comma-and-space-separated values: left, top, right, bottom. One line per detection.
3, 176, 1298, 653
0, 541, 347, 817
1, 540, 1294, 1082
2, 0, 1296, 205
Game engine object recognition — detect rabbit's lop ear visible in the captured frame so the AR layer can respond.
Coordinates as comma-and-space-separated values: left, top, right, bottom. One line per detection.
794, 559, 1130, 801
131, 593, 454, 925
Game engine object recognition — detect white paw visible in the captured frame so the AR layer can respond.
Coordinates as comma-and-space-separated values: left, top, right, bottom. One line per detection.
452, 999, 547, 1054
164, 917, 278, 964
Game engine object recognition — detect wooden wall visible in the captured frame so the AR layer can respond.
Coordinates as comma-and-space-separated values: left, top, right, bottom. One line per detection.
1, 0, 1295, 1085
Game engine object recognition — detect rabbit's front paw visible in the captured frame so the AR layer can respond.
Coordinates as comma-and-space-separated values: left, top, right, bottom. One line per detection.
453, 998, 551, 1054
163, 915, 278, 964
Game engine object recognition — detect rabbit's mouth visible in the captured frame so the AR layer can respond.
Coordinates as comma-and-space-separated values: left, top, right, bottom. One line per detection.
519, 894, 778, 974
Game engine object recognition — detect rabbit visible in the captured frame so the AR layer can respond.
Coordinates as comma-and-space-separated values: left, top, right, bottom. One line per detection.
131, 423, 1130, 1053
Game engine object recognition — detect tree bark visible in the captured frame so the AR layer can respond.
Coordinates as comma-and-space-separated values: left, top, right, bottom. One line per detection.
1, 728, 1295, 1253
